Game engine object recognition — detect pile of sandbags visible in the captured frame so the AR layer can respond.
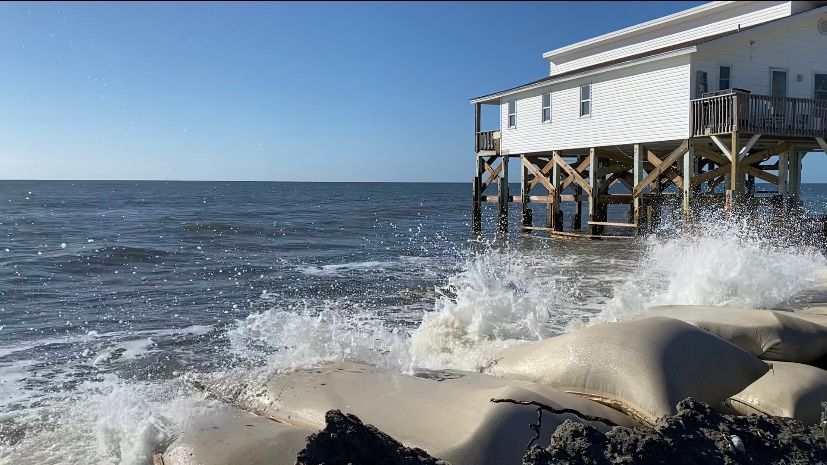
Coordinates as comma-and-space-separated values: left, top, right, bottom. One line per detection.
640, 305, 827, 362
633, 305, 827, 423
488, 317, 770, 425
245, 361, 635, 465
166, 361, 635, 465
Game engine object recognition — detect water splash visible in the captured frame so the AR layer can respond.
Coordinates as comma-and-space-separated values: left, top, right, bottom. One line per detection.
407, 247, 571, 371
596, 214, 827, 322
0, 376, 209, 465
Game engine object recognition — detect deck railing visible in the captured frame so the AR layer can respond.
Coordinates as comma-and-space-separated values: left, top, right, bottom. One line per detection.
476, 130, 500, 153
691, 91, 827, 138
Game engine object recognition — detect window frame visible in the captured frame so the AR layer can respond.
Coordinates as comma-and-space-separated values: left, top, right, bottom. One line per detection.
541, 92, 551, 123
718, 65, 732, 91
814, 72, 827, 100
579, 83, 591, 118
507, 100, 517, 128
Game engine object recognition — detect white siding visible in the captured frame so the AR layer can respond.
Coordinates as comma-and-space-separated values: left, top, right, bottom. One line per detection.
692, 7, 827, 98
499, 55, 691, 154
548, 1, 792, 76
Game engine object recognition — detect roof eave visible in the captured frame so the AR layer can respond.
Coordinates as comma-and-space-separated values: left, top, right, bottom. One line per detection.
470, 46, 697, 105
541, 1, 734, 61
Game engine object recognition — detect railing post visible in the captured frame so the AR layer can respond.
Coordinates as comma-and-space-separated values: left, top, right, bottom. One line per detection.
474, 103, 481, 153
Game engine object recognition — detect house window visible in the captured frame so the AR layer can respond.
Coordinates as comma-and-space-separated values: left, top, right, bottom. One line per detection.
541, 93, 551, 122
579, 84, 591, 117
507, 100, 516, 128
815, 74, 827, 100
719, 66, 731, 90
695, 71, 708, 98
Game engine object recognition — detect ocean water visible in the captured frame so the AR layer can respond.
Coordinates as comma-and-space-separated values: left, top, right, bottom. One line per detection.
1, 180, 827, 464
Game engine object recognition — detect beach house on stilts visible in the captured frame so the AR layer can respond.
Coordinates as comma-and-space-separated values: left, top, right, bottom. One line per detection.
471, 1, 827, 238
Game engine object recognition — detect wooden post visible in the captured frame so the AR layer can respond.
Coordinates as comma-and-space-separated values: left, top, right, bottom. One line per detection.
778, 151, 789, 209
683, 139, 695, 220
498, 156, 509, 234
588, 148, 599, 235
551, 154, 561, 231
790, 147, 802, 206
520, 155, 530, 229
472, 155, 482, 235
573, 184, 582, 230
633, 143, 644, 233
725, 133, 739, 211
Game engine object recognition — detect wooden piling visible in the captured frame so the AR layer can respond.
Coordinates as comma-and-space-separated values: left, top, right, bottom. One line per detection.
498, 155, 509, 234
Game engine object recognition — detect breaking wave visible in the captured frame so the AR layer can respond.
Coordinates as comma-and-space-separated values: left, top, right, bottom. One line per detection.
596, 215, 827, 322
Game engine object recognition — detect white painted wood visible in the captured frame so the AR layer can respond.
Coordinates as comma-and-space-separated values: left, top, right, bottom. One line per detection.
546, 1, 796, 76
491, 2, 827, 157
692, 7, 827, 98
500, 55, 691, 154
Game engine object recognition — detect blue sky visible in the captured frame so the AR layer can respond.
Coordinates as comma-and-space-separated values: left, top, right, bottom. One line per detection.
1, 1, 824, 182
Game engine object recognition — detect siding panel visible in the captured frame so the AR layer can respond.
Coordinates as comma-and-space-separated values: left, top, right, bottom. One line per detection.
500, 55, 691, 154
692, 9, 827, 99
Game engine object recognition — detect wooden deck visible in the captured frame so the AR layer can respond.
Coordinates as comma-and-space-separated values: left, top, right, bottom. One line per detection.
691, 91, 827, 139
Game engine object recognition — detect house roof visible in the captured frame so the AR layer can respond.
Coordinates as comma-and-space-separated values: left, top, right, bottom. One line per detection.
470, 3, 827, 104
469, 30, 736, 104
541, 1, 736, 61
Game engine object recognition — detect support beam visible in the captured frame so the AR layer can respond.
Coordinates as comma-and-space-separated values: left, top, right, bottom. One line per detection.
588, 148, 599, 235
683, 139, 695, 218
472, 155, 482, 235
647, 150, 683, 189
553, 153, 592, 195
522, 157, 556, 194
778, 151, 789, 207
498, 156, 509, 234
551, 160, 561, 230
738, 134, 761, 160
520, 156, 530, 229
789, 146, 802, 206
560, 157, 591, 191
710, 135, 732, 161
726, 133, 740, 211
633, 143, 644, 229
632, 140, 688, 197
816, 137, 827, 154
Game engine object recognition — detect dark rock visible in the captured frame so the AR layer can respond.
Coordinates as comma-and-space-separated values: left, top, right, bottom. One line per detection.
523, 398, 827, 465
296, 409, 448, 465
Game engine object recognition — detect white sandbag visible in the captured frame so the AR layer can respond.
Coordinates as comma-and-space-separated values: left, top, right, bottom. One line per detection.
790, 307, 827, 329
730, 361, 827, 425
641, 305, 827, 362
489, 317, 769, 425
163, 405, 310, 465
233, 361, 636, 465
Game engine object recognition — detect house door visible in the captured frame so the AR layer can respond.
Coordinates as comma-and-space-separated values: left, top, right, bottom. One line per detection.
770, 68, 787, 97
769, 68, 788, 122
